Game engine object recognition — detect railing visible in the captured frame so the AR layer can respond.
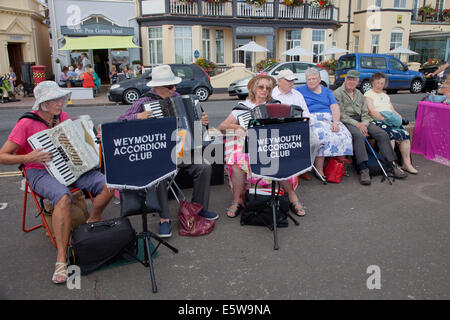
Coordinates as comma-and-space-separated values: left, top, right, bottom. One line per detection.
164, 1, 338, 21
202, 1, 233, 16
237, 1, 274, 18
412, 14, 450, 23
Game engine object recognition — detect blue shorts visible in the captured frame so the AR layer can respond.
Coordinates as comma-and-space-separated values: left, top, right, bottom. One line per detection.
26, 169, 105, 207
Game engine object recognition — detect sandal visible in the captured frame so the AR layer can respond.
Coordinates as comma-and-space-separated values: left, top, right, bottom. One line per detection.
52, 262, 68, 284
226, 202, 243, 218
290, 201, 306, 217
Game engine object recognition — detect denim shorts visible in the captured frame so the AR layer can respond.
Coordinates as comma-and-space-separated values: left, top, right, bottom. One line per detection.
26, 169, 105, 207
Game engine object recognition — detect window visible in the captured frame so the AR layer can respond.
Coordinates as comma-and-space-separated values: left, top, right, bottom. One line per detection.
148, 27, 162, 66
202, 29, 211, 61
390, 29, 403, 59
336, 55, 356, 70
374, 0, 382, 8
174, 26, 192, 64
394, 0, 406, 8
312, 30, 325, 63
361, 56, 373, 69
373, 57, 387, 69
215, 30, 224, 64
286, 30, 302, 62
293, 63, 310, 73
356, 0, 362, 10
389, 58, 405, 71
371, 34, 380, 54
273, 64, 293, 76
171, 65, 194, 79
354, 36, 359, 53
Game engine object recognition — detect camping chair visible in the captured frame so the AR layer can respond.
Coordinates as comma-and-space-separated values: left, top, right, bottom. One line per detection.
21, 167, 94, 248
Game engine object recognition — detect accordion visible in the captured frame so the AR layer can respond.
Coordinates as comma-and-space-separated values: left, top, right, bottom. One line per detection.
236, 103, 304, 129
144, 94, 210, 153
27, 117, 99, 186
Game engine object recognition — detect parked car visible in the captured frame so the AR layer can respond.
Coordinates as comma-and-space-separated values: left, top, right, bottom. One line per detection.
335, 53, 425, 94
107, 64, 213, 104
228, 61, 330, 100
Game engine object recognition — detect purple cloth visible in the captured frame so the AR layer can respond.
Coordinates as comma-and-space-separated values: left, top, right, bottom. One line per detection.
26, 169, 105, 207
411, 101, 450, 167
117, 89, 180, 122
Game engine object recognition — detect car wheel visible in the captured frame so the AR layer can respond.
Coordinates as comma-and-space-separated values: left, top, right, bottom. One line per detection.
194, 87, 210, 101
360, 80, 372, 94
237, 94, 247, 100
123, 89, 140, 104
410, 79, 423, 93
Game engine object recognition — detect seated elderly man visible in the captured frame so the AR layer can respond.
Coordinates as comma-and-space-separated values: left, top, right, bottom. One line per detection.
333, 70, 407, 185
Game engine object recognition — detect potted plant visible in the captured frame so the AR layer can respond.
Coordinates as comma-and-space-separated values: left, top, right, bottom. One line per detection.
310, 0, 332, 9
319, 58, 337, 74
246, 0, 267, 6
444, 9, 450, 20
283, 0, 304, 7
204, 0, 228, 3
255, 58, 277, 72
418, 4, 434, 17
194, 57, 217, 76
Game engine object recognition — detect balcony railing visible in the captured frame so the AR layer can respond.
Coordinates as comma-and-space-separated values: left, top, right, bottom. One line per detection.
161, 1, 338, 21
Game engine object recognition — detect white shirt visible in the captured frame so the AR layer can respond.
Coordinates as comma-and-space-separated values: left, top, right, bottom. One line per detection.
272, 86, 314, 124
231, 99, 257, 120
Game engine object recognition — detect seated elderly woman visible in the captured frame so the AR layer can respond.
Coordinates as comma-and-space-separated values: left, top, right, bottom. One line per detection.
364, 72, 418, 174
296, 68, 353, 179
218, 74, 305, 218
0, 81, 114, 284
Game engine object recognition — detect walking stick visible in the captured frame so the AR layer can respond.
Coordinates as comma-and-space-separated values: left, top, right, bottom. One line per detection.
364, 137, 393, 185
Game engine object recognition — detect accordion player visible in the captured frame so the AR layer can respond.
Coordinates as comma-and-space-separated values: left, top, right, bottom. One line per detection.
143, 94, 212, 153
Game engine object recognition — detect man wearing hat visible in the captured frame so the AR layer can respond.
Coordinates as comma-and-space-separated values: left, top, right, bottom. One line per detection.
118, 65, 218, 237
0, 81, 114, 284
334, 70, 407, 185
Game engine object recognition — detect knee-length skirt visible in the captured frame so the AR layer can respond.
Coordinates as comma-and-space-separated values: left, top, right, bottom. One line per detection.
372, 119, 410, 141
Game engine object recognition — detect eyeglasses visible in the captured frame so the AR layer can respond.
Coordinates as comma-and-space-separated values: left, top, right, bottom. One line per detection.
163, 85, 175, 90
257, 85, 272, 91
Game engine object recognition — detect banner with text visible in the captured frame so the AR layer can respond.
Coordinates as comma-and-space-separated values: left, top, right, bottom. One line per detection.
101, 117, 177, 189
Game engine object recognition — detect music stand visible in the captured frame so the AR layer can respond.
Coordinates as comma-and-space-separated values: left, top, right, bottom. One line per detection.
247, 117, 309, 250
120, 189, 179, 293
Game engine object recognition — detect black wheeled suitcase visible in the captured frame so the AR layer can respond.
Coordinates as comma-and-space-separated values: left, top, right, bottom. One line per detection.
70, 217, 137, 275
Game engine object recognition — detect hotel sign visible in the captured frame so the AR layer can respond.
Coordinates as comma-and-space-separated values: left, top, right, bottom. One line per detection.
61, 24, 134, 36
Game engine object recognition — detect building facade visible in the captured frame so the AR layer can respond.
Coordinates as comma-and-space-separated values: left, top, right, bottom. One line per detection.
137, 0, 450, 70
0, 0, 52, 82
47, 0, 140, 83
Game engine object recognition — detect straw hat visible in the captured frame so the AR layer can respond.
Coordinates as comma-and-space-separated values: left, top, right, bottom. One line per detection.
247, 74, 277, 91
146, 65, 182, 87
32, 81, 71, 111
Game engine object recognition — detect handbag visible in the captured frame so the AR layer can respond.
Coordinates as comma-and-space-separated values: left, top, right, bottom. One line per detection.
70, 217, 137, 275
240, 182, 289, 229
324, 157, 351, 184
42, 190, 90, 238
178, 200, 215, 236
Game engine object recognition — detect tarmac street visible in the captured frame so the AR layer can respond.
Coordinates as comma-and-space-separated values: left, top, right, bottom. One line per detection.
0, 92, 449, 300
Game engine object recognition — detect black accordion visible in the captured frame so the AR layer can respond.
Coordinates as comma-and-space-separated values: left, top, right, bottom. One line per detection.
143, 94, 210, 151
235, 103, 304, 129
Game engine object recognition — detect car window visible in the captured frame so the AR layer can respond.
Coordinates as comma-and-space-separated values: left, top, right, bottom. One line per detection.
373, 57, 387, 69
293, 63, 309, 73
171, 66, 193, 79
361, 56, 373, 69
272, 63, 293, 75
389, 58, 405, 71
336, 55, 356, 70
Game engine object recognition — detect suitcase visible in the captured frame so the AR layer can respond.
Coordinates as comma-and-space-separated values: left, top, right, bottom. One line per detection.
70, 217, 137, 275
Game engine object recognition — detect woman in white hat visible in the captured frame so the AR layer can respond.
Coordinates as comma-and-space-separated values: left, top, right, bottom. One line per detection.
0, 81, 114, 284
118, 65, 217, 238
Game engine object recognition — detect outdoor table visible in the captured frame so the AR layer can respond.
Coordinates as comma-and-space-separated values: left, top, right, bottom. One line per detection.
411, 100, 450, 167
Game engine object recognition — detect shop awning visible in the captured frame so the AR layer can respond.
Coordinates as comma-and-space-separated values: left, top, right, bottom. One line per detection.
59, 36, 139, 50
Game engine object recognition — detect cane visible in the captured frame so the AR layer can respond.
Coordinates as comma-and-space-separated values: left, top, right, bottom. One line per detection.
364, 137, 393, 185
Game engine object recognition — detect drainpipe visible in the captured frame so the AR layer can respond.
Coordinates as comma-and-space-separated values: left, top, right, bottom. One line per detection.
346, 0, 352, 51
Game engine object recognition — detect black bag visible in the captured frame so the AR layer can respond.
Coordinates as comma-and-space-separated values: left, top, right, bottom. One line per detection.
367, 148, 387, 176
70, 217, 137, 275
240, 182, 289, 229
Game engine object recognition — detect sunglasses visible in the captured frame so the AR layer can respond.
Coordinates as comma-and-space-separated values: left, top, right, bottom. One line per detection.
257, 85, 272, 91
163, 85, 176, 90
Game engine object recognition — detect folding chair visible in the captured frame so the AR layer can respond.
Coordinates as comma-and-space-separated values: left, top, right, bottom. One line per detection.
165, 169, 186, 204
21, 167, 94, 248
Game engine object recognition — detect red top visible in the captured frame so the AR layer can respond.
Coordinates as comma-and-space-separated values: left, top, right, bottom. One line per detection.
82, 72, 95, 88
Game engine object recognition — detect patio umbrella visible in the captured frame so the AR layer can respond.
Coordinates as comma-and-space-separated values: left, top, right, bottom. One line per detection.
386, 47, 419, 55
235, 41, 269, 53
320, 46, 349, 56
281, 46, 313, 57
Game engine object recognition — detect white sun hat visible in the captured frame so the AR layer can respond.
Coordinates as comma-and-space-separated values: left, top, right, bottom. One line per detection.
32, 81, 71, 111
277, 69, 297, 81
146, 65, 182, 87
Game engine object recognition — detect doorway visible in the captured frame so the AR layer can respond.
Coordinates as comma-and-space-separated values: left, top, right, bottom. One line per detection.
93, 49, 109, 83
237, 37, 253, 70
7, 43, 24, 85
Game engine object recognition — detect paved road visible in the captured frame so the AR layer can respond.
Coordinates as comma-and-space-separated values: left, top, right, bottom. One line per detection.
1, 93, 449, 300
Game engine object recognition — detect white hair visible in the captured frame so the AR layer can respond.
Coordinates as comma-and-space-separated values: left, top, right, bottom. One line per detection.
305, 67, 321, 79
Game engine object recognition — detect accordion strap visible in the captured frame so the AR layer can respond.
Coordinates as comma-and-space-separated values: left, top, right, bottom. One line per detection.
18, 112, 59, 128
